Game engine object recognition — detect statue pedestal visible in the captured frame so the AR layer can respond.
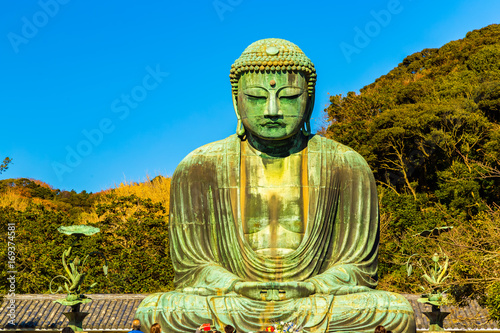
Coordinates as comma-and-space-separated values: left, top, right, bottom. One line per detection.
63, 311, 89, 332
423, 311, 450, 332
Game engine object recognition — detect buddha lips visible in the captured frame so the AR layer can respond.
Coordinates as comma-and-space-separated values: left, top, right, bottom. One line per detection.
261, 120, 286, 127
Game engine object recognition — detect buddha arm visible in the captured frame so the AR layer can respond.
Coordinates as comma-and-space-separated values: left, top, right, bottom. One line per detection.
169, 199, 244, 294
169, 151, 245, 295
305, 148, 379, 295
170, 211, 244, 294
305, 265, 375, 295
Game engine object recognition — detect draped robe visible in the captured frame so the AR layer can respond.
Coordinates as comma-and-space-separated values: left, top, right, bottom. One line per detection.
136, 134, 416, 333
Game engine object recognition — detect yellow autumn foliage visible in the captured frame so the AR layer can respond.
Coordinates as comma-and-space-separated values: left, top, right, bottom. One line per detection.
0, 188, 29, 211
86, 174, 172, 223
111, 175, 171, 207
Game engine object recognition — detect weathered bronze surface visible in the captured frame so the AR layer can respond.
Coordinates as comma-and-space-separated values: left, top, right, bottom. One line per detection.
136, 39, 416, 333
50, 225, 108, 331
406, 240, 452, 331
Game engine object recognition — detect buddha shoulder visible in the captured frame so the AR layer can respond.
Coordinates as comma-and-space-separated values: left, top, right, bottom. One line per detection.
172, 135, 238, 180
309, 135, 371, 169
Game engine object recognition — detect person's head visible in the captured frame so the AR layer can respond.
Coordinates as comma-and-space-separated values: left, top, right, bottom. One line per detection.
231, 39, 316, 142
374, 325, 386, 333
132, 319, 141, 331
62, 327, 75, 333
224, 325, 235, 333
150, 323, 161, 333
199, 323, 211, 331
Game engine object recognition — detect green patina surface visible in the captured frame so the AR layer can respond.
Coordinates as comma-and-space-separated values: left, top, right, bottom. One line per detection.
50, 225, 108, 332
136, 39, 416, 333
407, 247, 452, 332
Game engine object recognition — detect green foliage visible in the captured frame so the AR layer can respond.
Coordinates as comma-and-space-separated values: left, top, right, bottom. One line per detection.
0, 157, 12, 174
444, 208, 500, 318
1, 204, 73, 293
486, 283, 500, 322
90, 194, 173, 293
476, 81, 500, 122
0, 194, 174, 294
467, 45, 500, 73
323, 24, 500, 320
377, 189, 448, 293
0, 178, 98, 222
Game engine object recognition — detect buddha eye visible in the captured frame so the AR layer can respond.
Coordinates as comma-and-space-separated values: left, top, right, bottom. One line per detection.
246, 95, 267, 101
279, 95, 300, 100
279, 87, 303, 100
243, 88, 268, 101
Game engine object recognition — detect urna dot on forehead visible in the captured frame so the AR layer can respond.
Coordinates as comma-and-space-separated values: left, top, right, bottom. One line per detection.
229, 38, 317, 97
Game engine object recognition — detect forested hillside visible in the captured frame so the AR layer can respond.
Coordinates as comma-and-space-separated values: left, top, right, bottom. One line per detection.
0, 176, 174, 294
1, 24, 499, 321
323, 24, 500, 319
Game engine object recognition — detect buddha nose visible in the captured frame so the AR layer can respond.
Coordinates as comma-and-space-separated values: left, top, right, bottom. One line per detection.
264, 94, 282, 117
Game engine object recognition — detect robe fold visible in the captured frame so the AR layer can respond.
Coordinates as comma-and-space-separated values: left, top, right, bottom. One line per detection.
136, 134, 416, 333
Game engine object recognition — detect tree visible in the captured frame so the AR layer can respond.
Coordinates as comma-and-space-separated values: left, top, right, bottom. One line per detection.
0, 157, 12, 174
0, 175, 174, 294
0, 194, 173, 294
323, 24, 500, 320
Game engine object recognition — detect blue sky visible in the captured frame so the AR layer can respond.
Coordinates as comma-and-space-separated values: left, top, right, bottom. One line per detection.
1, 0, 499, 192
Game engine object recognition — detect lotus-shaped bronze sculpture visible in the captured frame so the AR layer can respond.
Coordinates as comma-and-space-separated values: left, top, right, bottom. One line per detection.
406, 227, 453, 331
49, 225, 108, 331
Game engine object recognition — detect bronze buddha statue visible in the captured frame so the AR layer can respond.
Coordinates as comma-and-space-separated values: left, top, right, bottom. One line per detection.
136, 38, 416, 333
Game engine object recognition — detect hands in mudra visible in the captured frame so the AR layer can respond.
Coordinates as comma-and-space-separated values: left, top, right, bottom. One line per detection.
182, 281, 372, 301
233, 281, 316, 301
181, 282, 315, 300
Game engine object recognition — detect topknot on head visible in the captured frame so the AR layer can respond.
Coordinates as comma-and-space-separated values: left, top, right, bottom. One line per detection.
229, 38, 317, 97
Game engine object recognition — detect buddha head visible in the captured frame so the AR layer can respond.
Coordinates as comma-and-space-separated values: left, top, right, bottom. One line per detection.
230, 39, 317, 141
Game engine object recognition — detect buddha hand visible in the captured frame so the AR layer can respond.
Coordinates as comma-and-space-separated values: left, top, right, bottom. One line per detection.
233, 281, 315, 301
311, 284, 373, 295
181, 287, 213, 296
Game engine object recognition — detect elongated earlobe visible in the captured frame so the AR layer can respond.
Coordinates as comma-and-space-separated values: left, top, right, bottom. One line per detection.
233, 94, 245, 137
301, 120, 311, 136
302, 98, 314, 136
237, 119, 245, 136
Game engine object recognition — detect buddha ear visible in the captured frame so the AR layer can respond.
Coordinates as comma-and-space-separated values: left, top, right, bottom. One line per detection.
307, 95, 315, 123
232, 93, 239, 118
302, 95, 314, 136
232, 93, 245, 137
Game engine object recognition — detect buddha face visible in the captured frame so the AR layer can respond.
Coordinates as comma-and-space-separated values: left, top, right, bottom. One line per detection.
237, 72, 309, 141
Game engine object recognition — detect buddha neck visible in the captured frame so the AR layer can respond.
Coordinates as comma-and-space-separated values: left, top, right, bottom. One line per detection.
245, 132, 307, 158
